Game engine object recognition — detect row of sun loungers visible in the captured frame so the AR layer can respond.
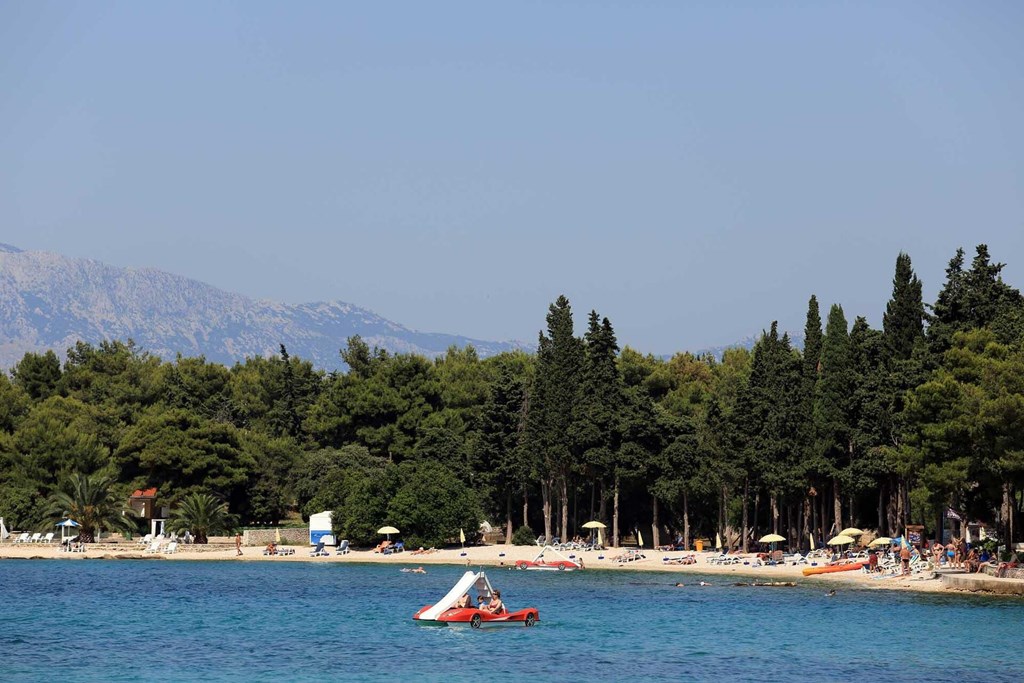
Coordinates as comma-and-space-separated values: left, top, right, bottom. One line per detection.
12, 532, 56, 543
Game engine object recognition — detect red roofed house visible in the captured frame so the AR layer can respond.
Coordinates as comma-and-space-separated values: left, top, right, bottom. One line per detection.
129, 488, 169, 537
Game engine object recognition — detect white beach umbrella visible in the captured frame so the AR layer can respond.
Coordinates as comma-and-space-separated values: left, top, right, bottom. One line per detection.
637, 529, 644, 548
964, 526, 971, 544
827, 535, 855, 546
809, 533, 815, 551
715, 532, 722, 550
0, 517, 8, 541
459, 528, 466, 548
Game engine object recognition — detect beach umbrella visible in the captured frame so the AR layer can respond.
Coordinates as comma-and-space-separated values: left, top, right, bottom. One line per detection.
715, 533, 722, 550
827, 535, 855, 546
809, 533, 815, 551
275, 528, 281, 545
581, 521, 606, 529
637, 529, 644, 548
759, 533, 786, 554
759, 533, 785, 553
459, 528, 466, 548
377, 526, 400, 541
56, 518, 80, 544
0, 517, 8, 541
869, 537, 893, 547
839, 528, 864, 539
964, 526, 971, 544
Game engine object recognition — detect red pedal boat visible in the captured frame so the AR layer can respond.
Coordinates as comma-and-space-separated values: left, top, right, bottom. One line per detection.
515, 545, 583, 571
412, 570, 539, 628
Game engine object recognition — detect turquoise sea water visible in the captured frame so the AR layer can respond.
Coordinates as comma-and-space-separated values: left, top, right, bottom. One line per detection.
1, 559, 1021, 682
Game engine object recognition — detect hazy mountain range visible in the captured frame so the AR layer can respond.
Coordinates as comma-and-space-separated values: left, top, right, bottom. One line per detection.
0, 244, 532, 372
0, 243, 800, 372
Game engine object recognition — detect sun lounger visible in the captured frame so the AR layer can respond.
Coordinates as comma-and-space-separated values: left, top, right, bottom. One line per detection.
144, 541, 162, 553
310, 541, 330, 557
336, 540, 350, 554
28, 532, 42, 543
663, 555, 696, 565
13, 532, 30, 543
163, 542, 178, 554
71, 542, 86, 553
137, 533, 153, 546
40, 532, 55, 544
613, 549, 646, 563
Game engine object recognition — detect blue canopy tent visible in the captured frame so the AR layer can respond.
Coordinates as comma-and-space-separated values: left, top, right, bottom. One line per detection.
56, 519, 80, 545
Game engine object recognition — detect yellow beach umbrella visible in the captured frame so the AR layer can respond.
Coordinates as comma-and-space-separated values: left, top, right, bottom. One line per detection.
637, 529, 644, 548
827, 535, 855, 546
759, 534, 786, 543
275, 527, 281, 544
715, 533, 722, 550
839, 528, 864, 538
809, 533, 815, 551
581, 521, 607, 529
377, 526, 400, 541
459, 528, 466, 547
868, 537, 893, 547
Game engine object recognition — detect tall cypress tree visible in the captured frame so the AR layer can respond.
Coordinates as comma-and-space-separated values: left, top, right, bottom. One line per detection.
815, 304, 854, 533
571, 311, 625, 539
882, 252, 925, 361
523, 295, 582, 542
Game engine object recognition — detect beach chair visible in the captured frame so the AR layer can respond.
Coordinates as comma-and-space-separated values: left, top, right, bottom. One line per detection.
163, 542, 178, 554
144, 541, 161, 553
137, 533, 153, 546
275, 546, 295, 556
28, 532, 42, 543
336, 539, 350, 554
310, 541, 330, 557
13, 532, 30, 543
40, 532, 55, 543
535, 536, 547, 547
71, 542, 86, 553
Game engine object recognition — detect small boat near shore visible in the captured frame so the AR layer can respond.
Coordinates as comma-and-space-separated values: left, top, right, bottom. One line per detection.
412, 570, 539, 628
802, 561, 867, 576
515, 545, 583, 571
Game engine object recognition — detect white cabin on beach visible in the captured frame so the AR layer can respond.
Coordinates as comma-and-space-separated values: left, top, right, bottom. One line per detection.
309, 511, 333, 546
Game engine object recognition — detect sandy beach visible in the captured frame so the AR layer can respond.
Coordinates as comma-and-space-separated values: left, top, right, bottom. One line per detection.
1, 539, 976, 595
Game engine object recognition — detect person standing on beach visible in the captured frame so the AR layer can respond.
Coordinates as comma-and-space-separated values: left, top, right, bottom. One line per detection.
235, 533, 243, 556
900, 543, 911, 575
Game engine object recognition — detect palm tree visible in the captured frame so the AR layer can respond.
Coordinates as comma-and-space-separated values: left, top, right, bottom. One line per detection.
47, 473, 135, 543
167, 492, 237, 544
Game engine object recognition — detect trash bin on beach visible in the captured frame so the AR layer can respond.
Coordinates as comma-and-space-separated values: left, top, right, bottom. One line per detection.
695, 539, 704, 552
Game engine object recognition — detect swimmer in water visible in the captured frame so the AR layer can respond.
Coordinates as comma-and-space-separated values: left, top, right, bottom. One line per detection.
826, 588, 837, 597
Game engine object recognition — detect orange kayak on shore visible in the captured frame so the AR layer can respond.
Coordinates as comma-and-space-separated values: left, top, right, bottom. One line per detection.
802, 561, 868, 576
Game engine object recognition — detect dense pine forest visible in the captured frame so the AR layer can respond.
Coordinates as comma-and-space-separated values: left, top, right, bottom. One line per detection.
2, 244, 1022, 551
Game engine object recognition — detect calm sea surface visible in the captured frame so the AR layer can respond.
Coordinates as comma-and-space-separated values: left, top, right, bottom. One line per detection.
1, 559, 1021, 682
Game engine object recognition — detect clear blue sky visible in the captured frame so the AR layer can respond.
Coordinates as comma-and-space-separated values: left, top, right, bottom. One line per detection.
2, 2, 1022, 354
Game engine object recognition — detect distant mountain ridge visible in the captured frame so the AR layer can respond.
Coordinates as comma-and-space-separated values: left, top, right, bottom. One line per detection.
693, 330, 805, 359
0, 246, 531, 372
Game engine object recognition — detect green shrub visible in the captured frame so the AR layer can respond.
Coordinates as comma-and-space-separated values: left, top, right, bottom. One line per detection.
511, 525, 535, 546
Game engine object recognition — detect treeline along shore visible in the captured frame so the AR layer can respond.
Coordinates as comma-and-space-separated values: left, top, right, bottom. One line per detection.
1, 244, 1023, 555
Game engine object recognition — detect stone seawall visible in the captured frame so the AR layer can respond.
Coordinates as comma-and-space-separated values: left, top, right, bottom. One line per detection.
242, 528, 308, 547
941, 573, 1024, 595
